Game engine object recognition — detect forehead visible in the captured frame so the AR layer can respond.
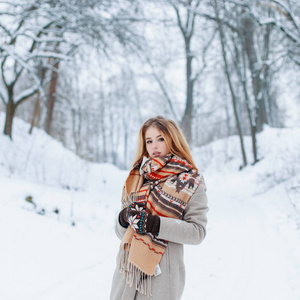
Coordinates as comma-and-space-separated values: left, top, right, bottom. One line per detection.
145, 126, 162, 139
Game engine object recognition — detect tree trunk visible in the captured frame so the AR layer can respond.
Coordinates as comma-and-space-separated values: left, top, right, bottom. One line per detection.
29, 93, 41, 134
4, 99, 16, 140
262, 21, 275, 126
45, 60, 59, 135
181, 40, 194, 144
242, 16, 268, 132
237, 33, 259, 164
241, 73, 258, 164
214, 1, 247, 167
3, 86, 15, 139
29, 63, 47, 135
172, 2, 198, 145
102, 105, 107, 163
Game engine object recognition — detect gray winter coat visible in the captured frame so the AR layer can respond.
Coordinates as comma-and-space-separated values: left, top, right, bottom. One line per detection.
110, 178, 208, 300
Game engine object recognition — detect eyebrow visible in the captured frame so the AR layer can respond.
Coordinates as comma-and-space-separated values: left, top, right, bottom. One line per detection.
145, 135, 162, 141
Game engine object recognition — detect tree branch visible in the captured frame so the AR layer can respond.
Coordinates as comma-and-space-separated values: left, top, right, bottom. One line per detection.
256, 18, 299, 44
15, 86, 39, 107
171, 3, 186, 36
189, 0, 201, 37
28, 21, 56, 53
269, 0, 300, 33
0, 90, 7, 105
1, 60, 8, 89
179, 0, 239, 33
1, 44, 42, 89
192, 27, 217, 82
144, 54, 180, 123
0, 22, 11, 36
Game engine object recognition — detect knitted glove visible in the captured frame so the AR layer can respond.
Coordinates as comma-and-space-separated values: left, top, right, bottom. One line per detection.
118, 207, 129, 228
128, 202, 160, 236
118, 202, 145, 228
145, 213, 160, 236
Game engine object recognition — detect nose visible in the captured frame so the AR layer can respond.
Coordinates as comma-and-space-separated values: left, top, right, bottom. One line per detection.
153, 140, 158, 149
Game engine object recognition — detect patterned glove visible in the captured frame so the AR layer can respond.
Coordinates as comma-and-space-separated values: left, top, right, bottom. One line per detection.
118, 202, 145, 228
128, 202, 160, 236
118, 207, 129, 228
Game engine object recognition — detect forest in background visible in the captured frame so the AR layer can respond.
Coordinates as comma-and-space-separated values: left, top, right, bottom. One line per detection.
0, 0, 299, 169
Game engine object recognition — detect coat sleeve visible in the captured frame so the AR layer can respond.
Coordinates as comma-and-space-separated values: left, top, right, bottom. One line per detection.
157, 177, 208, 245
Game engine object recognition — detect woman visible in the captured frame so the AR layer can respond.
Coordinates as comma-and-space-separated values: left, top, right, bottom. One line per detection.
110, 116, 208, 300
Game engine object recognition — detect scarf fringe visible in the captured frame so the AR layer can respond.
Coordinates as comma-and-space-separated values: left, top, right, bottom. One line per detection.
118, 245, 152, 297
121, 190, 137, 209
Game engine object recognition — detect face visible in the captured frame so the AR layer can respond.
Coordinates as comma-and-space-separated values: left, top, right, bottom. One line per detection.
145, 126, 170, 159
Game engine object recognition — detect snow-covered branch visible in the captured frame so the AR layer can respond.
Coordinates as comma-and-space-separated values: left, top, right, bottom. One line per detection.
26, 52, 72, 61
15, 86, 39, 106
269, 0, 300, 32
233, 0, 300, 45
256, 17, 299, 44
0, 90, 7, 105
0, 22, 11, 36
1, 44, 45, 95
178, 0, 239, 33
16, 32, 67, 44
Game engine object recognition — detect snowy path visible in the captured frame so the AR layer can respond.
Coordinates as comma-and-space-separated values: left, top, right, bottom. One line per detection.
1, 166, 299, 300
183, 172, 300, 300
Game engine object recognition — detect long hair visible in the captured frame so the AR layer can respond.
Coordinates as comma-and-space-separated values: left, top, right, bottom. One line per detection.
133, 116, 198, 170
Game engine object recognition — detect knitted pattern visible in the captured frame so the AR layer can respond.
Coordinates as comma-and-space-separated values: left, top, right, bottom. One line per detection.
128, 202, 147, 234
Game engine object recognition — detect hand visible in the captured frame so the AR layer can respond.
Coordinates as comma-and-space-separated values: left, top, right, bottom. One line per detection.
118, 207, 129, 228
118, 202, 146, 228
128, 201, 146, 216
128, 202, 160, 236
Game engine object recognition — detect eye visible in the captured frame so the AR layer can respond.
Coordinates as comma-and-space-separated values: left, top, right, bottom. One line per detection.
146, 140, 152, 144
158, 137, 165, 142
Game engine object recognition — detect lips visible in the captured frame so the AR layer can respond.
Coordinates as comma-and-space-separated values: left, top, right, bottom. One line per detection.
152, 152, 161, 157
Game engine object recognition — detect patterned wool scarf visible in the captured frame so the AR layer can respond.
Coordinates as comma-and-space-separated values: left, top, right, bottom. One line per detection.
118, 154, 201, 296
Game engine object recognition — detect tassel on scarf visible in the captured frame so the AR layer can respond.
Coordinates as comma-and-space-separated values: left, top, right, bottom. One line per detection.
118, 245, 152, 297
121, 188, 137, 209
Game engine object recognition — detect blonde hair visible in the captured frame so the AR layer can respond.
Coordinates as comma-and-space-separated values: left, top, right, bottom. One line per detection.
134, 116, 198, 170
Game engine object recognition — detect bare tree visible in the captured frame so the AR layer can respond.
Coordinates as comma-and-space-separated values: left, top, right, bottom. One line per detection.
45, 42, 61, 135
212, 0, 247, 167
0, 0, 144, 139
169, 0, 202, 143
0, 1, 75, 138
254, 0, 300, 66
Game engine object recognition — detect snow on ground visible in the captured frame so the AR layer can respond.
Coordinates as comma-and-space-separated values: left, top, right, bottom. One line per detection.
0, 113, 88, 190
0, 115, 300, 300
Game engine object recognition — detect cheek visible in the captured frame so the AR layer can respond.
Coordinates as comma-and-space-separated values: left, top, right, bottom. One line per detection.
162, 143, 169, 154
145, 143, 151, 154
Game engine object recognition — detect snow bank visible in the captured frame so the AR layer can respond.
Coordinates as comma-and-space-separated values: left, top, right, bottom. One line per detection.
0, 112, 88, 190
0, 113, 299, 300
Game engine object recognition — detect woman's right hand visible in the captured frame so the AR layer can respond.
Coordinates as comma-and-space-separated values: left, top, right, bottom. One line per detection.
118, 202, 146, 229
118, 207, 129, 228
